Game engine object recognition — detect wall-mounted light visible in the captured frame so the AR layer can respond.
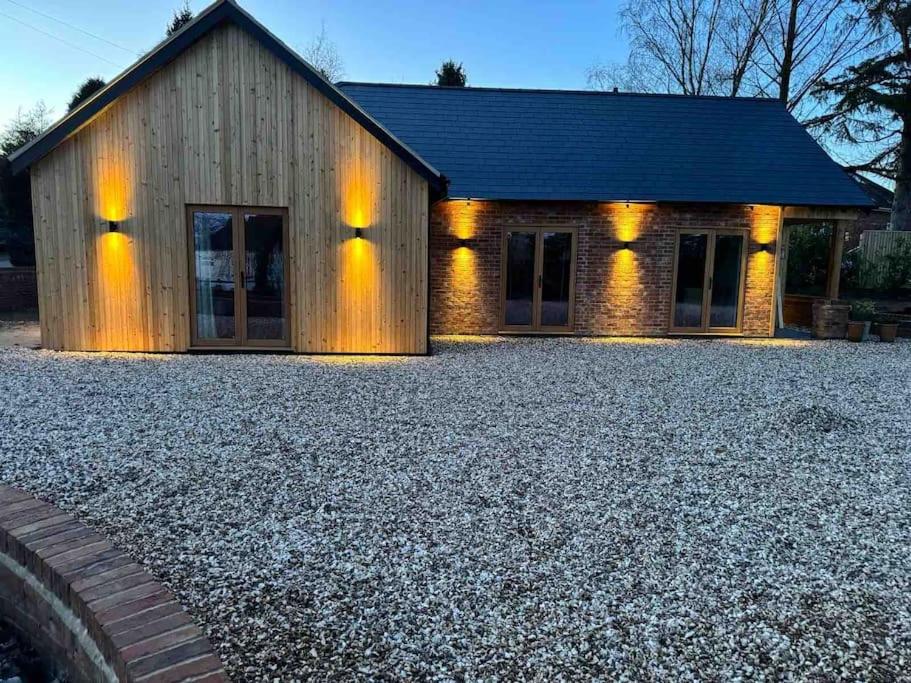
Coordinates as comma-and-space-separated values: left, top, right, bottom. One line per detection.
759, 243, 773, 253
457, 238, 470, 248
619, 241, 632, 250
108, 220, 119, 232
354, 227, 363, 239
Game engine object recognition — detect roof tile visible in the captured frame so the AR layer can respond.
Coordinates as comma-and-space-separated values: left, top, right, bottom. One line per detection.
339, 83, 873, 206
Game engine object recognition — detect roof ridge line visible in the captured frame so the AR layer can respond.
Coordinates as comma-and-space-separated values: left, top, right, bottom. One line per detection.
336, 81, 781, 103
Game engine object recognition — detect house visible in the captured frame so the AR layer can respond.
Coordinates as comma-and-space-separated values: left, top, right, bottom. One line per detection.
9, 0, 873, 354
846, 171, 894, 249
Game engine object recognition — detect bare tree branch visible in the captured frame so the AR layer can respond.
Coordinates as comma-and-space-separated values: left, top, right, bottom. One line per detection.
301, 22, 345, 83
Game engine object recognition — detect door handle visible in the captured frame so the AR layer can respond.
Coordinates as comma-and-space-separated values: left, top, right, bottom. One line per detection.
538, 274, 542, 288
240, 271, 245, 289
708, 276, 713, 289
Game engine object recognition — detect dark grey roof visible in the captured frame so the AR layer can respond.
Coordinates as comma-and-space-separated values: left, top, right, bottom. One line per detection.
847, 171, 894, 210
9, 1, 442, 189
339, 82, 873, 207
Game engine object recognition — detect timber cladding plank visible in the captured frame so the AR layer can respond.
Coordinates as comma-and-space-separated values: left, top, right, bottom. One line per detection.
30, 23, 428, 354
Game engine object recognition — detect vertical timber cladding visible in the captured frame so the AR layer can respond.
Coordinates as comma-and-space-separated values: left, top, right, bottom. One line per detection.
29, 22, 429, 354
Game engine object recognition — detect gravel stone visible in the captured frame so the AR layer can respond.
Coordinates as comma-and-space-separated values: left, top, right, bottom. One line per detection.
1, 336, 910, 680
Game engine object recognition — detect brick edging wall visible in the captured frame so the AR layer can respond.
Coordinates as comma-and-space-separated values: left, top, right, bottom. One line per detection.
0, 486, 227, 682
0, 268, 38, 312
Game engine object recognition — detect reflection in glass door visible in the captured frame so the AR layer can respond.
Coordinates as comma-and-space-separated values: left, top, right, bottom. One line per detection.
504, 232, 537, 326
244, 213, 286, 341
189, 206, 289, 347
192, 211, 236, 342
709, 234, 745, 328
541, 232, 573, 327
673, 233, 709, 329
671, 229, 746, 333
500, 227, 576, 332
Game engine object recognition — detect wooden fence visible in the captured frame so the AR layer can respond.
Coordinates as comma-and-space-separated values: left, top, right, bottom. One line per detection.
858, 230, 911, 289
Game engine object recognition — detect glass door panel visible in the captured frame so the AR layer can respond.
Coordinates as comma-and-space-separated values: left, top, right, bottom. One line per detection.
244, 213, 286, 342
541, 231, 573, 328
673, 233, 709, 329
192, 211, 236, 341
709, 234, 744, 329
190, 206, 289, 348
504, 231, 537, 327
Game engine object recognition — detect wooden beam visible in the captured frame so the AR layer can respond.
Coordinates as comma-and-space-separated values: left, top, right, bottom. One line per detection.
774, 213, 789, 331
782, 206, 861, 222
826, 219, 848, 299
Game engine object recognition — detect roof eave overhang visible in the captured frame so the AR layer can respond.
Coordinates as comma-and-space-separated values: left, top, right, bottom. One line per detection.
8, 0, 444, 191
438, 195, 875, 209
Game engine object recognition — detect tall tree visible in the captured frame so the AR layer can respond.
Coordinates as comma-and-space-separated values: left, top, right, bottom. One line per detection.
591, 0, 874, 117
435, 60, 467, 87
166, 2, 194, 37
613, 0, 727, 95
755, 0, 874, 119
814, 0, 910, 230
0, 103, 51, 266
68, 77, 107, 112
302, 23, 345, 82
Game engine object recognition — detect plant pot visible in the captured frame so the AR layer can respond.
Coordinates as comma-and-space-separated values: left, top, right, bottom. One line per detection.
811, 300, 850, 339
878, 322, 899, 343
846, 320, 870, 342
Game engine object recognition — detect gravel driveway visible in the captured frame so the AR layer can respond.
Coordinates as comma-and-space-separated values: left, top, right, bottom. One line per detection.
1, 337, 910, 680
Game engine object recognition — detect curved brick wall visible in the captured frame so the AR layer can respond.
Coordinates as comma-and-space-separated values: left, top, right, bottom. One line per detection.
0, 486, 227, 682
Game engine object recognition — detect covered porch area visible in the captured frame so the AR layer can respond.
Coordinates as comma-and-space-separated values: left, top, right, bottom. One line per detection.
776, 207, 857, 333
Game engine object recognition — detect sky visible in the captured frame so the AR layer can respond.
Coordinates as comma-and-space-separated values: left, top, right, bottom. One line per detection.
0, 0, 628, 128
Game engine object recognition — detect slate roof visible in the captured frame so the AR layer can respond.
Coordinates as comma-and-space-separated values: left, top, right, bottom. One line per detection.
847, 171, 894, 210
339, 82, 874, 207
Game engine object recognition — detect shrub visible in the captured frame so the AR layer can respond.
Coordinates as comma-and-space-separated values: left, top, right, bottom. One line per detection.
850, 299, 877, 322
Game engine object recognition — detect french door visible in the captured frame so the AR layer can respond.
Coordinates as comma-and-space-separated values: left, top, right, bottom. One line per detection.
188, 205, 290, 348
670, 229, 748, 333
500, 227, 577, 332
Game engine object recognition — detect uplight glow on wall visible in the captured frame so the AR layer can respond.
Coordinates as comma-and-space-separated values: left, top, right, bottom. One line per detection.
342, 160, 377, 233
449, 199, 477, 242
602, 202, 653, 334
604, 201, 654, 244
93, 141, 132, 224
91, 133, 143, 350
442, 200, 479, 300
746, 204, 781, 334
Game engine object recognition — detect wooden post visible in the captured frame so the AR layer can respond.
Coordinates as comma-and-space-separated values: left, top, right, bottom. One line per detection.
775, 215, 789, 331
826, 220, 847, 300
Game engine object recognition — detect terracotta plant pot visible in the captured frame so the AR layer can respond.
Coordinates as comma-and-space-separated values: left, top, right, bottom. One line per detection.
846, 320, 870, 342
878, 322, 899, 343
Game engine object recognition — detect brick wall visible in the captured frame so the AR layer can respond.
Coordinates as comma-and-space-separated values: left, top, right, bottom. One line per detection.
847, 210, 890, 250
430, 200, 779, 337
0, 268, 38, 312
0, 486, 227, 682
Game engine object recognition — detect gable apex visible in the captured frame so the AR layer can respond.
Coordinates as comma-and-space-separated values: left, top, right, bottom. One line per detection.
8, 0, 443, 190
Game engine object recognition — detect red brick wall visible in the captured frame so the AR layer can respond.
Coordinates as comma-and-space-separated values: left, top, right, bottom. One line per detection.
0, 268, 38, 312
430, 200, 780, 337
847, 210, 890, 250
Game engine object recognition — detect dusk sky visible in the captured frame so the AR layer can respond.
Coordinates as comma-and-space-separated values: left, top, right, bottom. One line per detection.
0, 0, 629, 128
